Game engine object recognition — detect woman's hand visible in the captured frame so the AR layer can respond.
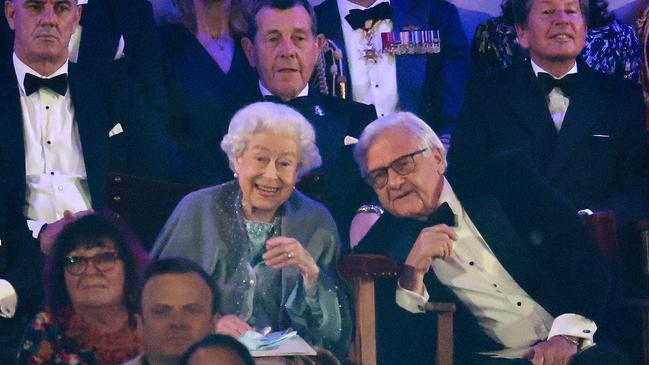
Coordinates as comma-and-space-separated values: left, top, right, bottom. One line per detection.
215, 314, 252, 337
263, 236, 320, 285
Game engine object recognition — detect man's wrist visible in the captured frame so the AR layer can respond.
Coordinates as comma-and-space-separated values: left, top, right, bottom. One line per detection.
37, 223, 48, 240
557, 334, 581, 348
399, 264, 425, 293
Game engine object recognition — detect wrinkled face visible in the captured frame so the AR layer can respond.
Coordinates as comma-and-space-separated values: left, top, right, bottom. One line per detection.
242, 5, 321, 101
235, 130, 299, 222
5, 0, 81, 67
365, 128, 446, 220
64, 239, 125, 310
516, 0, 586, 69
188, 347, 245, 365
138, 273, 215, 365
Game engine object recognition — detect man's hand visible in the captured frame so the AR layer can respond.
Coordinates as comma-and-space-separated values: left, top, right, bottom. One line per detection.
263, 236, 320, 285
39, 209, 93, 254
524, 335, 579, 365
401, 224, 457, 294
215, 314, 252, 337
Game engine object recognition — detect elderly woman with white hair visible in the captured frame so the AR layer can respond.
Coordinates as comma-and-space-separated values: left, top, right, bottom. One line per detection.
151, 102, 351, 357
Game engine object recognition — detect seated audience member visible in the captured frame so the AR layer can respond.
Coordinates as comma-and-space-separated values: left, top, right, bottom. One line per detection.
352, 112, 622, 365
241, 0, 377, 243
123, 258, 217, 365
158, 0, 258, 184
315, 0, 471, 139
471, 0, 641, 82
450, 0, 648, 226
18, 213, 149, 365
178, 334, 254, 365
152, 102, 351, 359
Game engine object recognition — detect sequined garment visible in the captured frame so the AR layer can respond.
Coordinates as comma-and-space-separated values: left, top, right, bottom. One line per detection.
151, 181, 351, 357
472, 16, 641, 82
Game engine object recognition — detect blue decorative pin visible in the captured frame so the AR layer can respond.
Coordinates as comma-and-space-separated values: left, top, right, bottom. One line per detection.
314, 105, 325, 117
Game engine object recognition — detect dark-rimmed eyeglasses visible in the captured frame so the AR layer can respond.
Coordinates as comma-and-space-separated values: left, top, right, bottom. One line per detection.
365, 148, 429, 189
64, 251, 121, 276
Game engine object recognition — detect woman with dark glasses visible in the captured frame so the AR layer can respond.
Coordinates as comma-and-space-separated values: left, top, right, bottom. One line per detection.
17, 213, 149, 365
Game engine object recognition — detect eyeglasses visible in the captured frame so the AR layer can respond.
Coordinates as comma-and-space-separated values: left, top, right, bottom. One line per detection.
64, 251, 121, 276
365, 148, 429, 189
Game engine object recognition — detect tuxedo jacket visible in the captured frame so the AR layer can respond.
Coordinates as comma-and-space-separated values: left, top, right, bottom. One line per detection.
253, 91, 377, 248
315, 0, 471, 134
448, 60, 648, 224
355, 189, 609, 364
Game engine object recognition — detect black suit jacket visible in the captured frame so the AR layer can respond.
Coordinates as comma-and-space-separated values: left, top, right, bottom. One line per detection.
255, 91, 377, 247
315, 0, 471, 134
355, 188, 609, 365
448, 60, 648, 225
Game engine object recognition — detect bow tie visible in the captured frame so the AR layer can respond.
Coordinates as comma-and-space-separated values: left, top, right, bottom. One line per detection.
263, 95, 309, 108
24, 73, 68, 96
427, 202, 456, 227
537, 72, 577, 97
345, 2, 393, 30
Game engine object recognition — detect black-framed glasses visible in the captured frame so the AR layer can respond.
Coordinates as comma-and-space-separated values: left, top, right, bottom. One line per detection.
366, 148, 429, 188
64, 251, 121, 276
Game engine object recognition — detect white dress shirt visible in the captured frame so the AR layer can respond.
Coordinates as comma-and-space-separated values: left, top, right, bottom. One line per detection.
13, 54, 92, 231
337, 0, 398, 118
396, 179, 596, 358
530, 60, 578, 131
259, 81, 309, 98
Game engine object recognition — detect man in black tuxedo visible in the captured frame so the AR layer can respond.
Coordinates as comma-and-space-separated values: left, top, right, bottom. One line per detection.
241, 0, 377, 243
448, 0, 648, 226
0, 0, 170, 359
315, 0, 471, 139
354, 112, 620, 365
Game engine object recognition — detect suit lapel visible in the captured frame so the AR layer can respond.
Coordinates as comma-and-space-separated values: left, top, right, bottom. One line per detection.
0, 60, 26, 187
68, 63, 109, 206
546, 65, 603, 180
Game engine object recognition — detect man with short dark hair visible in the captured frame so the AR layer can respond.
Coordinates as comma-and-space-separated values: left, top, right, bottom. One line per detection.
354, 112, 625, 365
123, 258, 218, 365
241, 0, 377, 243
449, 0, 648, 225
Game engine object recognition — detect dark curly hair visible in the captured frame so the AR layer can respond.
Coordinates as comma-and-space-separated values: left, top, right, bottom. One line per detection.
45, 212, 149, 321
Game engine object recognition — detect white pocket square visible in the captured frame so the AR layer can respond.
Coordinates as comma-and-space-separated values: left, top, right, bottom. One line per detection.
591, 134, 610, 138
109, 123, 124, 137
344, 136, 358, 146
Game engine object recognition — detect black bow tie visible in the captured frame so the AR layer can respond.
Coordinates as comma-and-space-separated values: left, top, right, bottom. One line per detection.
263, 95, 310, 108
427, 202, 456, 227
537, 72, 577, 97
345, 2, 393, 30
24, 73, 68, 96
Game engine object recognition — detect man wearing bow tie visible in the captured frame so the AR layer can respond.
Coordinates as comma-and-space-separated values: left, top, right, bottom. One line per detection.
0, 0, 170, 359
355, 112, 623, 365
241, 0, 377, 244
315, 0, 471, 141
448, 0, 648, 226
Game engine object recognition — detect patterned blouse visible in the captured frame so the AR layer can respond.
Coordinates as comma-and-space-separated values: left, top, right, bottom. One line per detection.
471, 16, 641, 82
17, 309, 141, 365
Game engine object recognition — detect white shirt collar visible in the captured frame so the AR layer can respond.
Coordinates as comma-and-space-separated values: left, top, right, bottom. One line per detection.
13, 53, 69, 96
530, 59, 578, 79
258, 81, 309, 98
338, 0, 391, 15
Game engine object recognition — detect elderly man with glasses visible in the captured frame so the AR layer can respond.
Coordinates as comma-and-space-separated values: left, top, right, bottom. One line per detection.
352, 112, 625, 365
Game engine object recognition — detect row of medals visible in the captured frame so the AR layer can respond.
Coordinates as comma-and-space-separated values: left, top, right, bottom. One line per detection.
362, 28, 442, 63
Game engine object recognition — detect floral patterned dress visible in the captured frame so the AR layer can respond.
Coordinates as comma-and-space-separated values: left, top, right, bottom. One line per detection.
17, 309, 141, 365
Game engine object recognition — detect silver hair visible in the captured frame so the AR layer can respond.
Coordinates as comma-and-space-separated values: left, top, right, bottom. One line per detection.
353, 112, 446, 177
221, 102, 322, 177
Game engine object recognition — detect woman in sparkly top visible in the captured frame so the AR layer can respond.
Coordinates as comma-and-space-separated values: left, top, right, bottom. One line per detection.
17, 214, 149, 365
471, 0, 641, 82
152, 102, 351, 358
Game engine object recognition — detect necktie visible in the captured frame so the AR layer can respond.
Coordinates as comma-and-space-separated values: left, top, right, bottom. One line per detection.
345, 2, 393, 30
427, 202, 456, 227
537, 72, 577, 97
23, 73, 68, 96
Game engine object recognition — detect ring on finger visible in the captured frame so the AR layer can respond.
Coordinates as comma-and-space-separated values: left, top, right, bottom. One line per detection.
287, 252, 294, 260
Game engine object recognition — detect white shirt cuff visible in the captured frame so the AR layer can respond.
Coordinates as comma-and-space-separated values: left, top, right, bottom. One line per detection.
395, 280, 430, 314
547, 313, 597, 350
27, 219, 46, 240
0, 279, 17, 318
